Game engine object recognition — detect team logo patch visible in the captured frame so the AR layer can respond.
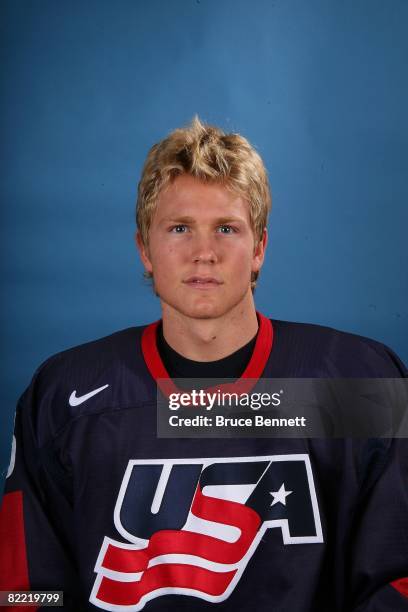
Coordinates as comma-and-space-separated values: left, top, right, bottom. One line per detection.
91, 454, 323, 610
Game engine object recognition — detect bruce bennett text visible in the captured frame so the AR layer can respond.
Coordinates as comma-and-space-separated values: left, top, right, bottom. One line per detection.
168, 415, 307, 428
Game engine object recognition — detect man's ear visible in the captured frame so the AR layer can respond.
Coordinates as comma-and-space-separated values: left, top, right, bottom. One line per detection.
252, 228, 268, 273
135, 231, 153, 274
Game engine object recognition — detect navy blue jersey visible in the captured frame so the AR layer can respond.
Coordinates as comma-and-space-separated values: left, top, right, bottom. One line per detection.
1, 313, 407, 611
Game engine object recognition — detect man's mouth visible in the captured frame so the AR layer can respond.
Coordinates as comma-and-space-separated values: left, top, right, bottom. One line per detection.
183, 276, 223, 288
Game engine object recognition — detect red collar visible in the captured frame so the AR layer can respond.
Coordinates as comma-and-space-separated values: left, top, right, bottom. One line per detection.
141, 312, 274, 398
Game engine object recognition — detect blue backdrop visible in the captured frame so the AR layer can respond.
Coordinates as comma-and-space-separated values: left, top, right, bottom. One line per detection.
1, 0, 407, 489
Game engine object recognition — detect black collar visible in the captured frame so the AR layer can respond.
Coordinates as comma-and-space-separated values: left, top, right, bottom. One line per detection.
156, 322, 258, 381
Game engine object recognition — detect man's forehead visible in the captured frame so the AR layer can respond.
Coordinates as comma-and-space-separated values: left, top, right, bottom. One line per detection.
155, 174, 249, 217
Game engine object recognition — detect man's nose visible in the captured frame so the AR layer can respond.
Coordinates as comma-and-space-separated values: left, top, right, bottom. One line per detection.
191, 232, 219, 264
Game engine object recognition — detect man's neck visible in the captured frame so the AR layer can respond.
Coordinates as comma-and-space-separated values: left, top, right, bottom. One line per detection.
161, 292, 259, 362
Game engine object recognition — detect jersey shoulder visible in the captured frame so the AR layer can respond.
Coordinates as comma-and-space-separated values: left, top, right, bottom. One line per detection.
37, 325, 144, 373
270, 319, 407, 377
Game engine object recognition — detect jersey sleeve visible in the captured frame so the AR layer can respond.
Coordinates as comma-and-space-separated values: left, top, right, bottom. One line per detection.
349, 437, 408, 611
0, 372, 85, 610
349, 346, 408, 609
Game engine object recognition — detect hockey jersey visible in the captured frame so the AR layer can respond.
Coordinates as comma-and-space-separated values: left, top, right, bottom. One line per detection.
1, 313, 408, 611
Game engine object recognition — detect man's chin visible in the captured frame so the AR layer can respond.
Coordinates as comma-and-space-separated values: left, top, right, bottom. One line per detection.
160, 297, 226, 321
180, 303, 224, 320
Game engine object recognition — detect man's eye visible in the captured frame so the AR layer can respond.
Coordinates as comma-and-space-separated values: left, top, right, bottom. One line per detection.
217, 225, 235, 234
170, 224, 188, 233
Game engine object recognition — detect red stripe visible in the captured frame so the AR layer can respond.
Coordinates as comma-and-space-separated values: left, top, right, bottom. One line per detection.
240, 312, 273, 379
191, 480, 261, 546
0, 491, 38, 612
97, 563, 236, 606
102, 486, 260, 573
0, 491, 30, 589
141, 311, 274, 398
391, 578, 408, 598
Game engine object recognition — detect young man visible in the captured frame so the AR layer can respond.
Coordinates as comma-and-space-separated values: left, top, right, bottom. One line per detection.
1, 118, 407, 611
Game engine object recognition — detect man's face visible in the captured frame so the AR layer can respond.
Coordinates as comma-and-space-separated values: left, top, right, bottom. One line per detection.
137, 174, 267, 321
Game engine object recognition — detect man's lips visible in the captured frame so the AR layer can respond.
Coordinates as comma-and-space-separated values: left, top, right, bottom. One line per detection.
183, 276, 223, 288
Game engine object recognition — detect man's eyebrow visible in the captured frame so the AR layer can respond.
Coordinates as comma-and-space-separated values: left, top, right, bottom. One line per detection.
160, 216, 196, 224
214, 216, 245, 224
160, 216, 245, 224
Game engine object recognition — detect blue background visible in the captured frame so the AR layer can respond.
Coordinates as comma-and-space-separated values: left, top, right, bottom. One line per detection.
1, 0, 407, 488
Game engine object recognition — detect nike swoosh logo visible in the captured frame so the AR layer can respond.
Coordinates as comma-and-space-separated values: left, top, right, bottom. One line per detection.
69, 384, 109, 406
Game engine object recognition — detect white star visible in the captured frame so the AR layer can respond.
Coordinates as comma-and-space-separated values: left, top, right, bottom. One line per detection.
269, 483, 293, 507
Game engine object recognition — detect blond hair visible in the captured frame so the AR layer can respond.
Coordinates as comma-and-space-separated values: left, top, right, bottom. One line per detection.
136, 116, 271, 288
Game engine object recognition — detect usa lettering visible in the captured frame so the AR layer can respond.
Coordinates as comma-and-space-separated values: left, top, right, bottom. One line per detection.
90, 455, 323, 611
